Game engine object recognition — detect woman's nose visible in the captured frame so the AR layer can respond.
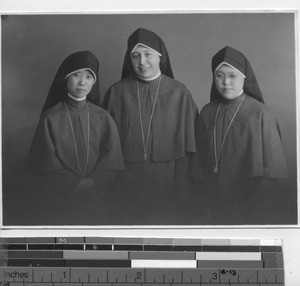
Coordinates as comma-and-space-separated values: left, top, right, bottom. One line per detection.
139, 55, 146, 65
223, 76, 230, 85
78, 76, 86, 85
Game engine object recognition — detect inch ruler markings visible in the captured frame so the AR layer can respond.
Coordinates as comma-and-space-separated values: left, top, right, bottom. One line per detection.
0, 237, 284, 285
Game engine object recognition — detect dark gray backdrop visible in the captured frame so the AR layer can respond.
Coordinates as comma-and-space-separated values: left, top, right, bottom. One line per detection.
1, 13, 297, 224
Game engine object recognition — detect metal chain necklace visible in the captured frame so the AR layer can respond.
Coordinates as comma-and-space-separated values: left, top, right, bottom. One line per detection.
64, 101, 90, 178
136, 77, 161, 161
213, 95, 246, 174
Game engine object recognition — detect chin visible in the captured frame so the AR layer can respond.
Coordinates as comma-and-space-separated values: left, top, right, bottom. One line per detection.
222, 91, 239, 100
221, 94, 233, 100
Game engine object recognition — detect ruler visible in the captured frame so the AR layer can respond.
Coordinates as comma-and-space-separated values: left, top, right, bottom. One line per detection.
0, 237, 284, 285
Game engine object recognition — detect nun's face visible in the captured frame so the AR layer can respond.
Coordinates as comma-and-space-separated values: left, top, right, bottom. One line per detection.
67, 69, 95, 99
131, 45, 161, 79
214, 65, 245, 100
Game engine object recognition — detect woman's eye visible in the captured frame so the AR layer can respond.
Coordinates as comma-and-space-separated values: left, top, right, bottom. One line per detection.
229, 74, 236, 79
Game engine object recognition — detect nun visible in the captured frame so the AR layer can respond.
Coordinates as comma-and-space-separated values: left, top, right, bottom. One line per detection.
26, 50, 124, 224
103, 28, 198, 224
192, 46, 289, 224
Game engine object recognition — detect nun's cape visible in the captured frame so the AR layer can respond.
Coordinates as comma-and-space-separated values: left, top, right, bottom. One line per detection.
27, 51, 124, 179
193, 46, 288, 184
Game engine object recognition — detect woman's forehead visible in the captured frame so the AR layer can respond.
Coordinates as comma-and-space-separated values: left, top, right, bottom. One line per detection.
65, 68, 97, 81
216, 64, 237, 73
131, 44, 162, 56
215, 62, 245, 78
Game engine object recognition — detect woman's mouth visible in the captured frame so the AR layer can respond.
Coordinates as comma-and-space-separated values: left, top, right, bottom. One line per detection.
138, 66, 148, 72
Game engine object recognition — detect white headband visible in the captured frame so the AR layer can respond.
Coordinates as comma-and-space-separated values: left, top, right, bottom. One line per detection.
215, 62, 246, 78
131, 43, 162, 57
65, 68, 97, 82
